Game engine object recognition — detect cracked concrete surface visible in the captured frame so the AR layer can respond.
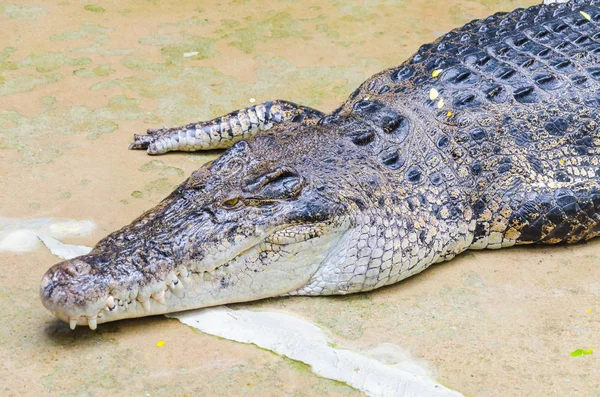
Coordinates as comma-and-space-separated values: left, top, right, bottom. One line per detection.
0, 0, 598, 396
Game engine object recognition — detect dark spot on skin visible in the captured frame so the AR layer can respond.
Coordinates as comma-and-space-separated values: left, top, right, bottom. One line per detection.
550, 22, 569, 33
368, 80, 378, 91
453, 93, 480, 109
471, 162, 482, 175
366, 176, 379, 188
378, 85, 391, 94
349, 197, 367, 211
551, 58, 573, 71
515, 132, 530, 147
536, 48, 552, 58
498, 163, 511, 173
546, 205, 567, 225
473, 221, 487, 239
519, 218, 545, 242
442, 67, 477, 85
451, 148, 464, 159
437, 135, 450, 148
318, 115, 339, 125
520, 58, 535, 70
381, 150, 405, 169
449, 205, 461, 219
473, 199, 486, 217
495, 67, 516, 80
533, 74, 562, 91
571, 75, 589, 86
574, 35, 591, 45
588, 67, 600, 81
470, 128, 486, 141
477, 54, 491, 66
353, 100, 383, 113
381, 114, 407, 134
483, 84, 506, 103
351, 131, 376, 146
429, 172, 443, 186
545, 118, 569, 136
391, 66, 414, 82
406, 166, 422, 183
594, 91, 600, 107
514, 36, 529, 46
527, 156, 544, 174
513, 86, 537, 103
555, 171, 571, 182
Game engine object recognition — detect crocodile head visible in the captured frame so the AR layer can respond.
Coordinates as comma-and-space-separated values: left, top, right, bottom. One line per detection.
40, 123, 368, 329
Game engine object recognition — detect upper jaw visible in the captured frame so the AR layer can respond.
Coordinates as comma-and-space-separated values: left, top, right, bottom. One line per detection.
39, 232, 265, 330
41, 221, 347, 330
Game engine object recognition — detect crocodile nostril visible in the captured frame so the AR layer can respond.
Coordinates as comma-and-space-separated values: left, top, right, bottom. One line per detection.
61, 260, 92, 277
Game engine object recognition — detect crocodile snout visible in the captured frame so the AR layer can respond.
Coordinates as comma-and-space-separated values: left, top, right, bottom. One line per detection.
40, 259, 110, 330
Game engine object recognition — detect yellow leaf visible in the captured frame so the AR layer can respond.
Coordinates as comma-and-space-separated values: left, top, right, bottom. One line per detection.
446, 111, 452, 117
429, 88, 439, 100
156, 340, 165, 347
432, 69, 443, 78
587, 309, 593, 313
580, 11, 592, 21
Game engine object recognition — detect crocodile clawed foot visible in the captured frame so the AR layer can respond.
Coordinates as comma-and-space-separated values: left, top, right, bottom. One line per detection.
128, 134, 155, 150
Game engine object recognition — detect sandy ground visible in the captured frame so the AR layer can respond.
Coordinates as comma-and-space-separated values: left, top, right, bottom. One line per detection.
1, 0, 598, 396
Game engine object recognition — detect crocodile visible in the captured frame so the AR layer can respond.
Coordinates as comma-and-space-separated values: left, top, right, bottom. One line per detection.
41, 0, 600, 330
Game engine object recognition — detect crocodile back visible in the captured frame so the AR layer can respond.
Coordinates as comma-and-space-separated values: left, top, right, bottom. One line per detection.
338, 0, 600, 186
321, 0, 600, 250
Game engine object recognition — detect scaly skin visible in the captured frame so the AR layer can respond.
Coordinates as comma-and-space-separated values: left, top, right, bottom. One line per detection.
41, 0, 600, 329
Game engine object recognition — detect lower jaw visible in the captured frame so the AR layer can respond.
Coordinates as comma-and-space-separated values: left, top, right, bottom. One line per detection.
49, 235, 333, 329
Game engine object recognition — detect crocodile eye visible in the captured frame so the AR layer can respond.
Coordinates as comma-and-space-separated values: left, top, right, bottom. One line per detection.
244, 167, 303, 199
222, 197, 241, 208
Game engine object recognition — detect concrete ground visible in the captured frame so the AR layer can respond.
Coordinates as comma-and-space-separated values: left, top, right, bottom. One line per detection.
0, 0, 598, 396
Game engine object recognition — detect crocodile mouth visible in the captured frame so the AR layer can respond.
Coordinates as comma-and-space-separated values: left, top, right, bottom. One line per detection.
42, 223, 341, 330
46, 259, 233, 330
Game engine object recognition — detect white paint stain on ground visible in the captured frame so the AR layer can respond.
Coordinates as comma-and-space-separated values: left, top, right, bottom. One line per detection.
0, 217, 95, 257
171, 308, 464, 397
37, 234, 92, 259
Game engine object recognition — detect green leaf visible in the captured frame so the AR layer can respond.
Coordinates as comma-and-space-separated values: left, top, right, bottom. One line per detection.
570, 349, 584, 357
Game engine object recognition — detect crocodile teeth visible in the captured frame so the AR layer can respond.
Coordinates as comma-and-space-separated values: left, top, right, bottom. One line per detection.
106, 296, 115, 310
69, 317, 78, 330
167, 278, 180, 290
88, 316, 97, 330
152, 290, 165, 304
137, 297, 151, 311
168, 278, 184, 298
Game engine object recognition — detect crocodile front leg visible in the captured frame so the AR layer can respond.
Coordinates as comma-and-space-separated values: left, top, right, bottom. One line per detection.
129, 100, 325, 155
